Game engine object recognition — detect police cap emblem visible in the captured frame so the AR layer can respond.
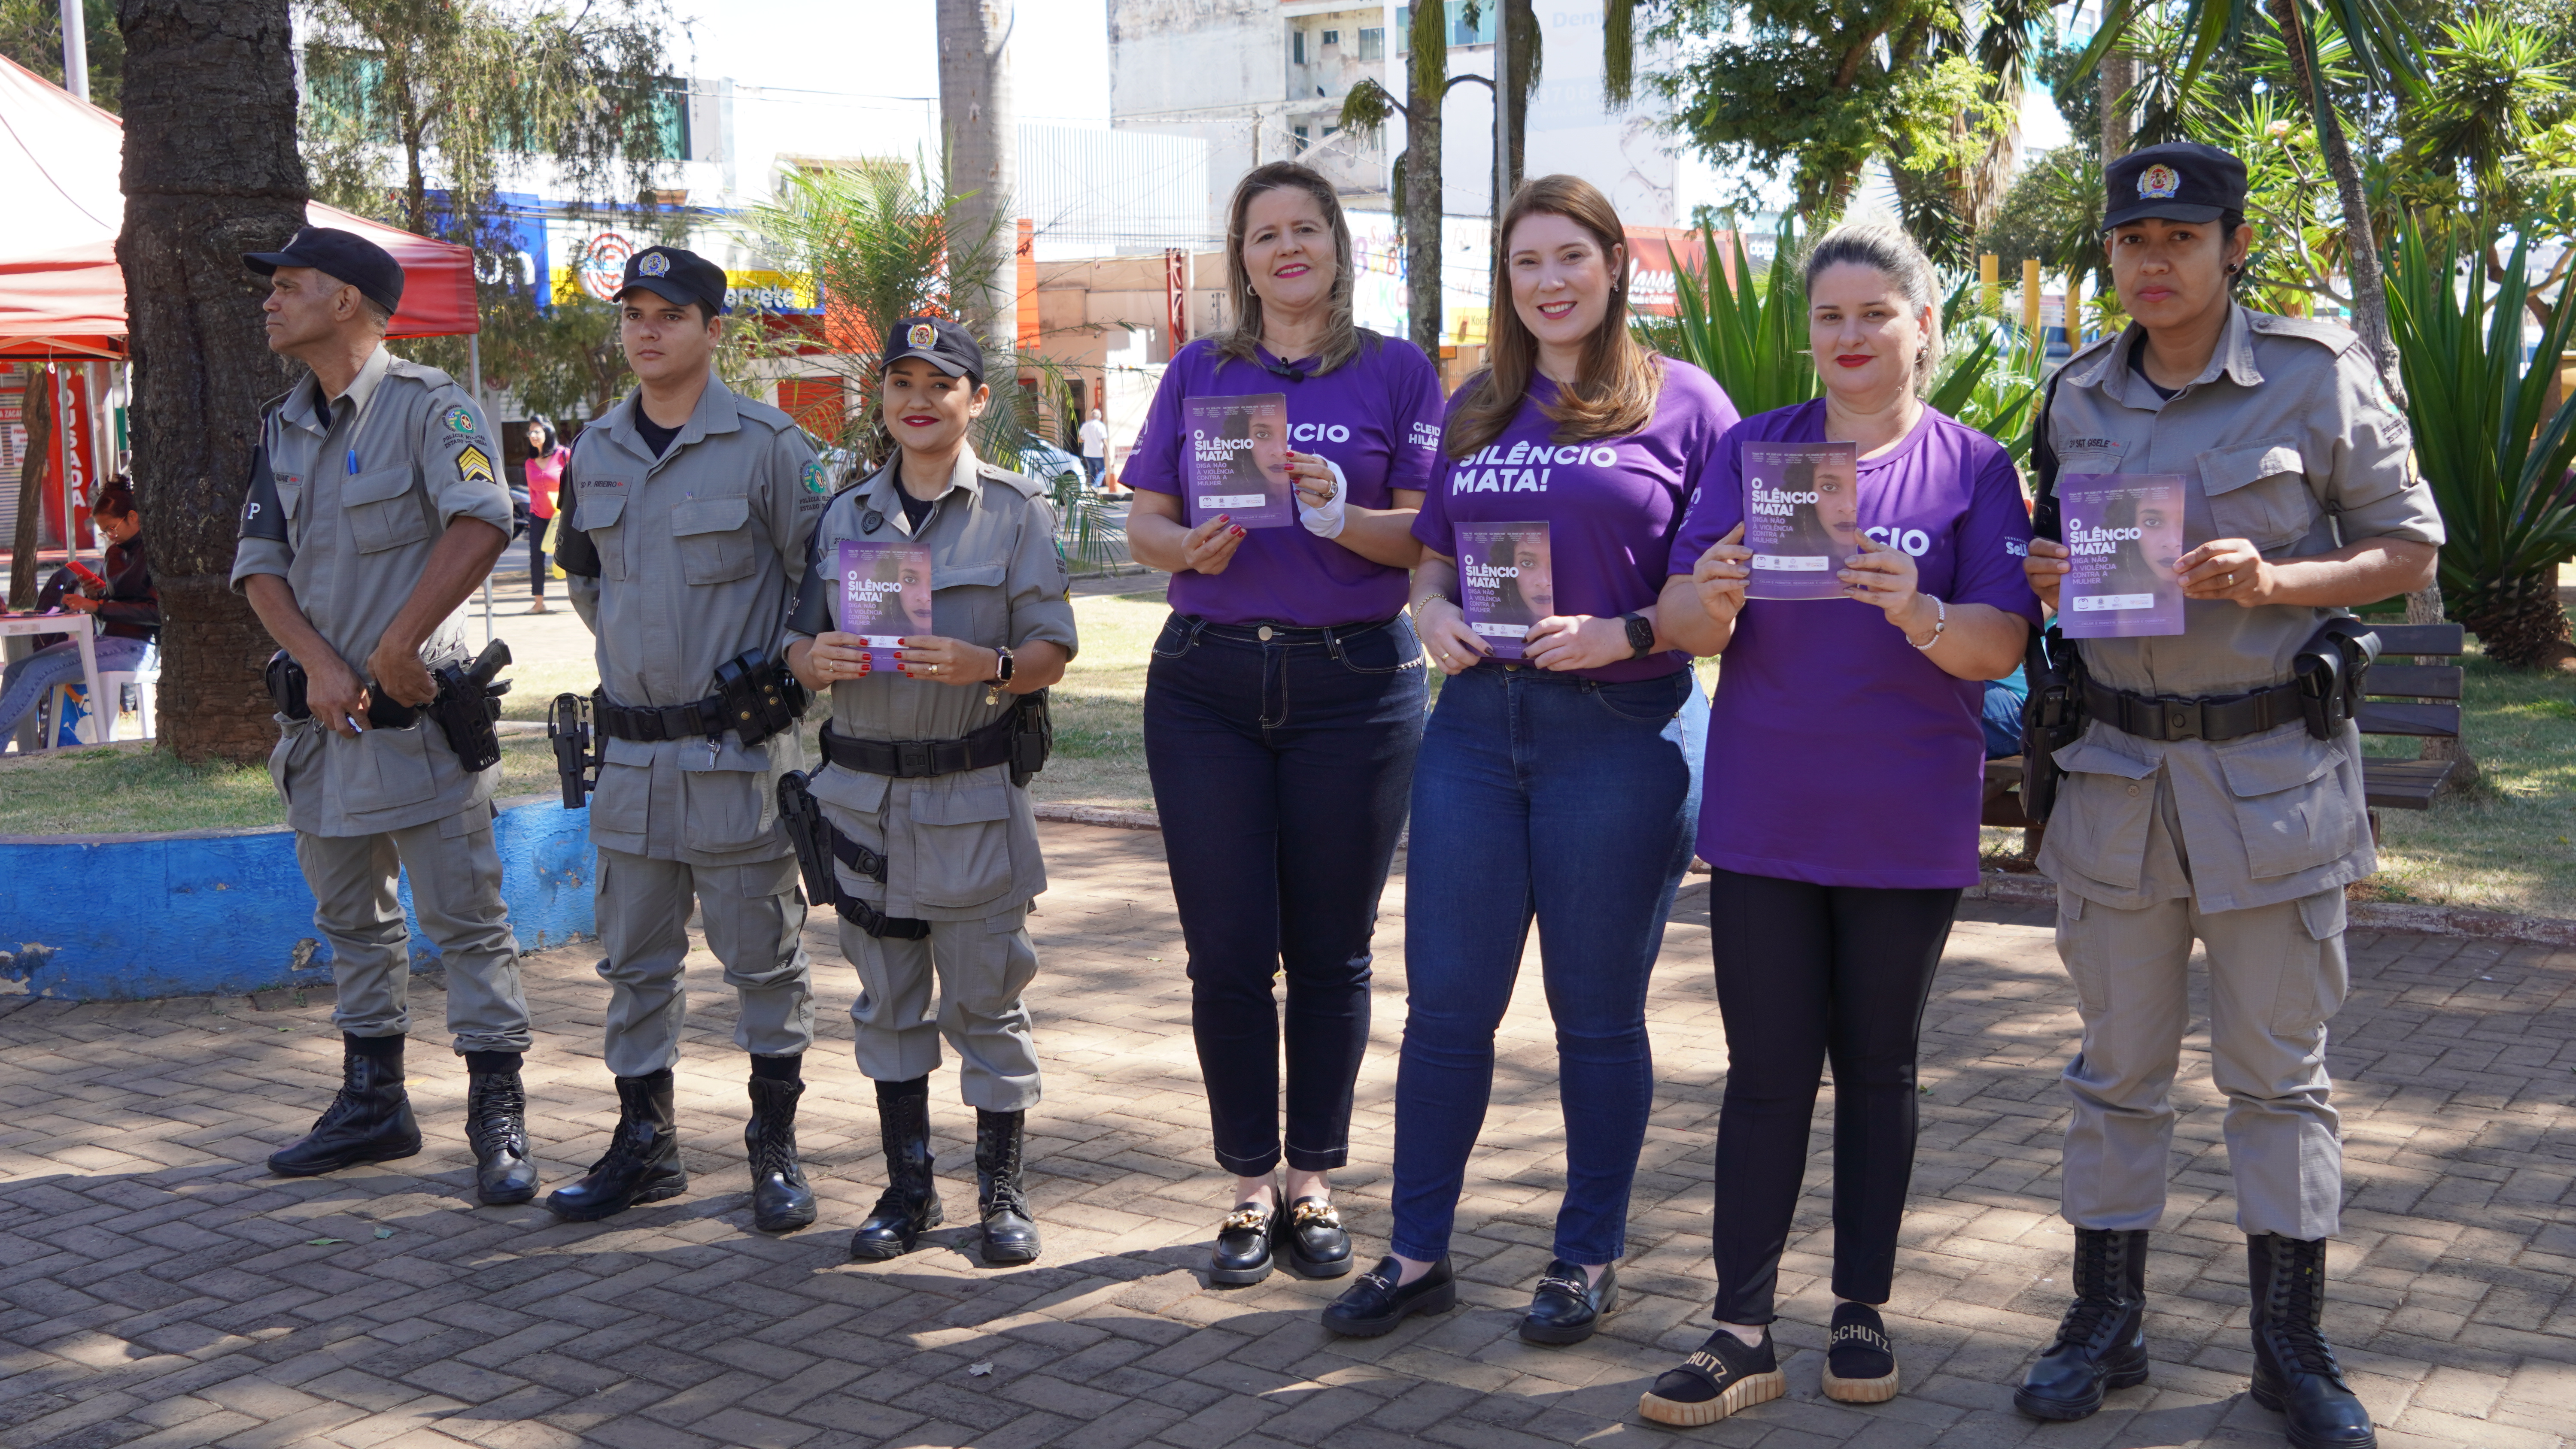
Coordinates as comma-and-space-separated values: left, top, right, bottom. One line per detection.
907, 322, 937, 349
638, 251, 671, 277
440, 404, 477, 434
2138, 164, 2181, 200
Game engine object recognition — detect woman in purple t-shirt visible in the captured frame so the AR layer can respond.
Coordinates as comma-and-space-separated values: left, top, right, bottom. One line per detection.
1637, 223, 2041, 1427
1121, 163, 1449, 1288
1320, 176, 1732, 1348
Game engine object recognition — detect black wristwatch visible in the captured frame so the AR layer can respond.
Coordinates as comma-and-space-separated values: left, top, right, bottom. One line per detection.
1620, 612, 1654, 659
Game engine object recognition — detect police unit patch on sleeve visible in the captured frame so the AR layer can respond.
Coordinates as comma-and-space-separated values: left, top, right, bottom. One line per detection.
456, 444, 496, 485
801, 458, 829, 494
441, 405, 479, 435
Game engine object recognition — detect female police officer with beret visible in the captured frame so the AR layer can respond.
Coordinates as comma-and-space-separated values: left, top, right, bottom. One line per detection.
784, 316, 1078, 1267
2014, 142, 2440, 1449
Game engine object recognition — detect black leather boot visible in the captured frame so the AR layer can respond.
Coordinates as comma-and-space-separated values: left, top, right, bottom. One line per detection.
850, 1076, 941, 1261
973, 1107, 1041, 1265
463, 1060, 538, 1205
543, 1070, 685, 1222
744, 1076, 817, 1233
2248, 1234, 2377, 1449
2015, 1228, 2150, 1420
269, 1035, 422, 1176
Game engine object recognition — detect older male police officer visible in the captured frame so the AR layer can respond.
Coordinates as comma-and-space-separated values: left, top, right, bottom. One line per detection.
232, 227, 538, 1206
546, 246, 825, 1231
781, 316, 1076, 1266
2014, 143, 2440, 1449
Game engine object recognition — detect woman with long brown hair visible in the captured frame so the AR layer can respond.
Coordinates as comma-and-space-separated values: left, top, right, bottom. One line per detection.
1320, 174, 1736, 1345
1121, 161, 1448, 1286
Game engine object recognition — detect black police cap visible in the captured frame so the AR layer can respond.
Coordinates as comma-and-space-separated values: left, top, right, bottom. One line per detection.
2102, 142, 2247, 232
616, 245, 729, 316
242, 227, 406, 316
882, 315, 983, 384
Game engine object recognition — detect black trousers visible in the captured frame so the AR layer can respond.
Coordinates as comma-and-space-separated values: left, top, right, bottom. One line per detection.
527, 518, 549, 599
1143, 612, 1425, 1177
1705, 867, 1961, 1323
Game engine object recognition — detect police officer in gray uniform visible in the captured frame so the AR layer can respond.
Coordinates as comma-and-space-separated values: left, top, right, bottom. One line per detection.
232, 227, 539, 1206
545, 246, 825, 1231
2013, 145, 2441, 1449
781, 317, 1077, 1266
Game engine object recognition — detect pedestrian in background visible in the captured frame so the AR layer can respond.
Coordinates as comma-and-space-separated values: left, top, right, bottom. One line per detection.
1123, 161, 1447, 1288
1078, 406, 1109, 492
522, 418, 568, 614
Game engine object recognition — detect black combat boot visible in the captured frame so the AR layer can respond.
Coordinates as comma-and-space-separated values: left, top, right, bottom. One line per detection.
744, 1064, 817, 1233
463, 1052, 538, 1205
543, 1070, 685, 1222
269, 1034, 422, 1176
2015, 1228, 2150, 1420
2248, 1234, 2377, 1449
849, 1076, 941, 1260
973, 1107, 1041, 1265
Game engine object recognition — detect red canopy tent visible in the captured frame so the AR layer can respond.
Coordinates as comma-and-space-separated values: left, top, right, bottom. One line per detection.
0, 52, 479, 358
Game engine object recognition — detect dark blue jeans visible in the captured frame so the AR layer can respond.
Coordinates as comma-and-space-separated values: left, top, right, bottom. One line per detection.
1390, 663, 1706, 1265
1145, 612, 1428, 1176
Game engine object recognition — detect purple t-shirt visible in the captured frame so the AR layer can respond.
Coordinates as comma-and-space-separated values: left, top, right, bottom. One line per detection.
1126, 335, 1446, 626
1413, 358, 1739, 683
1674, 400, 2042, 888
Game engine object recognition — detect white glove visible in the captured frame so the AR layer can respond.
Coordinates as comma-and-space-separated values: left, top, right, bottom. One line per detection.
1298, 455, 1349, 540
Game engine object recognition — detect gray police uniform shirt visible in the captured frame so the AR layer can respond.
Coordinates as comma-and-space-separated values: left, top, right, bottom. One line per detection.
231, 343, 518, 838
784, 448, 1080, 921
2037, 304, 2444, 916
558, 376, 825, 867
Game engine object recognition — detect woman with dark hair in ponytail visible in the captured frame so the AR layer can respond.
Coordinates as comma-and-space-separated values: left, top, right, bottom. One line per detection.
3, 479, 157, 744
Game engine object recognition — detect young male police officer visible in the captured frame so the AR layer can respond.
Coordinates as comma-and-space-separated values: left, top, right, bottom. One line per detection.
781, 317, 1076, 1266
546, 246, 825, 1230
2015, 143, 2441, 1449
231, 227, 539, 1206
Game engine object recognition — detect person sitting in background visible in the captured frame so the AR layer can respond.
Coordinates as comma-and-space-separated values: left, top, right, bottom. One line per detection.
1, 479, 157, 745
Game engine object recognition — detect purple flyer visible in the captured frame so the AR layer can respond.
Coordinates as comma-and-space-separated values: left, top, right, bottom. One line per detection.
1456, 521, 1552, 660
2057, 473, 2189, 638
837, 539, 934, 667
1183, 392, 1294, 528
1742, 440, 1859, 600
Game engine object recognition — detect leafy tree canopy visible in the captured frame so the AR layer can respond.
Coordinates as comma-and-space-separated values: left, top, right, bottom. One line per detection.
0, 0, 122, 110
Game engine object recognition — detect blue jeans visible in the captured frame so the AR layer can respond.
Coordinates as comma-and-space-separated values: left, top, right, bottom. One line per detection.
1, 635, 150, 743
1390, 662, 1706, 1265
1083, 455, 1106, 488
1145, 612, 1428, 1176
1982, 665, 2028, 758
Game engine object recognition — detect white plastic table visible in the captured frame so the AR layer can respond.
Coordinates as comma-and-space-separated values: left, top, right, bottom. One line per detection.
0, 609, 103, 750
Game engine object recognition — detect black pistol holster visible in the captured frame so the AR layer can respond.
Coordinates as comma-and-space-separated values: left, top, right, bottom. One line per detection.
425, 641, 513, 772
1008, 688, 1054, 787
713, 648, 810, 748
2018, 624, 2087, 825
548, 692, 599, 807
2294, 617, 2379, 740
777, 769, 929, 940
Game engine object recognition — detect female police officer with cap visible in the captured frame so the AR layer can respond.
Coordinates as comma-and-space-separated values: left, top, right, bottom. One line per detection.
2013, 141, 2440, 1449
784, 316, 1077, 1267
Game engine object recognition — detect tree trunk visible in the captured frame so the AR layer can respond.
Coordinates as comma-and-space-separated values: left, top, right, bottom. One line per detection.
2269, 0, 2400, 401
9, 363, 55, 610
1405, 0, 1443, 357
936, 0, 1015, 359
115, 0, 310, 764
1501, 0, 1532, 194
2454, 573, 2576, 673
2099, 49, 2134, 162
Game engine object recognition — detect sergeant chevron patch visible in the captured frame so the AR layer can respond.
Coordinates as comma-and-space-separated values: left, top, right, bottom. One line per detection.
456, 444, 495, 485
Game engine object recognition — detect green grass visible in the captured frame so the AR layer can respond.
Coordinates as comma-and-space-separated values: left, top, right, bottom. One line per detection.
1029, 588, 1165, 809
0, 736, 564, 837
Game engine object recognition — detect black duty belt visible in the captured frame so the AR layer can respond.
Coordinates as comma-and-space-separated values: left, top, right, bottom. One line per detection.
597, 692, 726, 743
837, 897, 931, 940
2081, 677, 2307, 744
819, 712, 1017, 779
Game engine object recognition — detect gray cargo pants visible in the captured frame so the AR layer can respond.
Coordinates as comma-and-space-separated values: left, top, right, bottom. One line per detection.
594, 846, 815, 1076
841, 906, 1042, 1111
2054, 884, 2350, 1241
295, 807, 532, 1053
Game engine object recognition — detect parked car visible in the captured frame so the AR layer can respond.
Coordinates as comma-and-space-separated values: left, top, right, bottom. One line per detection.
1017, 433, 1086, 491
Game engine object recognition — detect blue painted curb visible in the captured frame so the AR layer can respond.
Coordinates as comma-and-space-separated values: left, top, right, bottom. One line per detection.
0, 795, 595, 1002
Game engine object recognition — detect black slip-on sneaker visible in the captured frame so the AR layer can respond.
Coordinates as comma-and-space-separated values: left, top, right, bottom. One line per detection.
1822, 1300, 1901, 1403
1638, 1328, 1785, 1427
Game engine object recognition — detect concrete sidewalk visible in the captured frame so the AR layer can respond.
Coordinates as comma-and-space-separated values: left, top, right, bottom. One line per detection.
0, 822, 2569, 1448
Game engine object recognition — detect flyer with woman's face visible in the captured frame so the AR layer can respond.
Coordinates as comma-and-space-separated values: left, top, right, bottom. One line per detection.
2057, 474, 2190, 638
1456, 522, 1552, 659
837, 539, 936, 667
1742, 441, 1860, 600
1184, 393, 1294, 527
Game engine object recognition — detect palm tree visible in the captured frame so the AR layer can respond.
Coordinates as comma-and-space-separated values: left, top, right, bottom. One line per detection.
935, 0, 1015, 355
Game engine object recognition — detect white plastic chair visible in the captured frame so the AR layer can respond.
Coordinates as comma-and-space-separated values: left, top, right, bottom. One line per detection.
36, 642, 158, 745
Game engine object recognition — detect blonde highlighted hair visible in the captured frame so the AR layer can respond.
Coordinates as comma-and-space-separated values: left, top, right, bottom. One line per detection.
1210, 162, 1375, 375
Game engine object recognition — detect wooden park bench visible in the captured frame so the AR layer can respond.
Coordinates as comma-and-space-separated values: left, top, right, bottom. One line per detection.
1982, 621, 2468, 852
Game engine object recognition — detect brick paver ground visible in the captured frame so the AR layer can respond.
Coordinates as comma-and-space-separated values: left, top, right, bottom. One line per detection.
2, 822, 2571, 1449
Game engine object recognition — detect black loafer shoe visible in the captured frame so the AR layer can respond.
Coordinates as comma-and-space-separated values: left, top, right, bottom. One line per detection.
1638, 1328, 1785, 1427
1821, 1301, 1900, 1403
1520, 1258, 1616, 1345
1209, 1201, 1278, 1286
1282, 1197, 1352, 1279
1321, 1255, 1457, 1337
